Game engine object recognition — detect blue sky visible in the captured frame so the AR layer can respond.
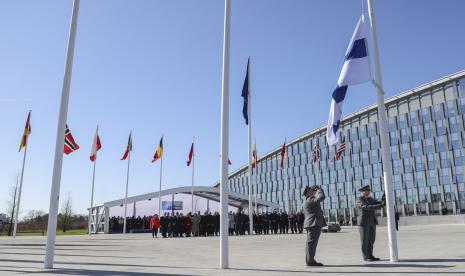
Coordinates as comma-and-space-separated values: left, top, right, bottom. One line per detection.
1, 0, 464, 217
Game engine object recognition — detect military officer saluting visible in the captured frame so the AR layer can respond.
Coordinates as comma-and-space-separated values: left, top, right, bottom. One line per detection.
356, 185, 385, 261
302, 185, 326, 266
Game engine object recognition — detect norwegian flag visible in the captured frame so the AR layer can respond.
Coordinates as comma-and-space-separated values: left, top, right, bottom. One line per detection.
64, 124, 79, 155
335, 138, 346, 161
186, 142, 194, 166
89, 126, 102, 162
311, 144, 320, 163
252, 142, 257, 169
228, 159, 232, 165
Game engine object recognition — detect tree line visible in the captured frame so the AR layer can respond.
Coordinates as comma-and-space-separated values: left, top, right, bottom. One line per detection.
1, 188, 87, 236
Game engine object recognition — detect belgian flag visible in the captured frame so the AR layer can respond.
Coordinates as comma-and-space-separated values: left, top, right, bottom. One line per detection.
152, 137, 163, 163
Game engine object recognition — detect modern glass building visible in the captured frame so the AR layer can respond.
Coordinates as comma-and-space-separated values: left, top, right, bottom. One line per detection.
221, 70, 465, 221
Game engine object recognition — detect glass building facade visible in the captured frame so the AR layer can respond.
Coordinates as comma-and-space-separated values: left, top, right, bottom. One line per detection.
224, 70, 465, 221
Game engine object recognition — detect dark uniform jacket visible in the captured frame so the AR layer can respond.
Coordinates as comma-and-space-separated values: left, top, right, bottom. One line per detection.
303, 189, 327, 229
356, 196, 383, 226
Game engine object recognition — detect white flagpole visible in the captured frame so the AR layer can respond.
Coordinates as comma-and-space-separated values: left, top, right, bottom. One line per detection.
254, 138, 258, 213
158, 154, 163, 215
123, 147, 131, 234
220, 0, 231, 269
44, 0, 80, 269
88, 126, 98, 235
247, 58, 253, 235
191, 136, 195, 213
13, 128, 29, 238
367, 0, 398, 262
157, 137, 164, 216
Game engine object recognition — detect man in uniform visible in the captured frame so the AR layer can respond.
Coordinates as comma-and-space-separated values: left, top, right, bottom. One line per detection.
303, 185, 326, 266
356, 185, 385, 261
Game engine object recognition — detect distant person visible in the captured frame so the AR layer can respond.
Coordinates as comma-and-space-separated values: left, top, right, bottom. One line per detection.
356, 185, 384, 262
441, 205, 448, 215
303, 185, 326, 267
395, 210, 400, 231
150, 214, 160, 238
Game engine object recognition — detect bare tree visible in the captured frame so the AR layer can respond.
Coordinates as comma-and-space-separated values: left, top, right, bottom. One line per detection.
60, 193, 73, 232
5, 179, 19, 236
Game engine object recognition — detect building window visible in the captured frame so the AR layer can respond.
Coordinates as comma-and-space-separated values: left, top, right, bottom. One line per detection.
435, 119, 447, 136
412, 141, 423, 156
421, 107, 431, 123
436, 135, 449, 152
415, 156, 426, 171
411, 125, 422, 141
427, 170, 437, 186
439, 152, 451, 168
404, 158, 413, 173
393, 160, 402, 175
408, 110, 419, 126
388, 117, 397, 132
449, 116, 460, 133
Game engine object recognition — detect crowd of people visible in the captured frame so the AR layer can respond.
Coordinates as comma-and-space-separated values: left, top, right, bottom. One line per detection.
109, 209, 306, 237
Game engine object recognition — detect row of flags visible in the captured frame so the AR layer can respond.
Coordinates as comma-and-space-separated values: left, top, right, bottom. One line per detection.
17, 114, 237, 166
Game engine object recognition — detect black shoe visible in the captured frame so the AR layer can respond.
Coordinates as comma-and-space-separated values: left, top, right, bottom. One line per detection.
307, 261, 324, 267
364, 258, 375, 262
370, 256, 380, 261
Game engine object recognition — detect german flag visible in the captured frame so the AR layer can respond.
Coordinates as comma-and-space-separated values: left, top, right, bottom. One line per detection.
19, 111, 32, 152
152, 137, 163, 163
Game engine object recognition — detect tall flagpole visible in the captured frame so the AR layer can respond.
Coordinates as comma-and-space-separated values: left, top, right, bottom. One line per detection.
254, 139, 258, 213
191, 136, 195, 213
44, 0, 80, 269
247, 58, 253, 235
88, 126, 98, 235
219, 0, 231, 269
123, 147, 131, 234
13, 128, 29, 238
367, 0, 398, 262
158, 155, 163, 215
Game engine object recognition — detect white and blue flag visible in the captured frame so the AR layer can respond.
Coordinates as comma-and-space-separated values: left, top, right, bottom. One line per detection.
327, 15, 372, 146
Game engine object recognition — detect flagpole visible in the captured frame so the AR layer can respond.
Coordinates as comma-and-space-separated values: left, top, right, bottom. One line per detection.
158, 154, 163, 216
220, 0, 231, 269
88, 126, 98, 235
367, 0, 398, 262
247, 58, 254, 234
13, 134, 29, 238
191, 136, 195, 213
44, 0, 80, 269
123, 149, 131, 234
254, 138, 258, 213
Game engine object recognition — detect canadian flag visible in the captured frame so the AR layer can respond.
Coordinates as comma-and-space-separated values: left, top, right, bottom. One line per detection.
90, 126, 102, 162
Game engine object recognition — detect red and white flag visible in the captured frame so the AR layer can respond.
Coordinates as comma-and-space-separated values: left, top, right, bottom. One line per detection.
64, 124, 79, 155
90, 127, 102, 162
121, 132, 132, 161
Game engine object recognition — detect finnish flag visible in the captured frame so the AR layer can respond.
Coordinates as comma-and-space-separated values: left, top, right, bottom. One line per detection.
327, 15, 372, 146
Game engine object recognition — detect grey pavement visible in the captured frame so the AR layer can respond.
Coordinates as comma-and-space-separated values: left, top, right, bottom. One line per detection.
0, 224, 464, 275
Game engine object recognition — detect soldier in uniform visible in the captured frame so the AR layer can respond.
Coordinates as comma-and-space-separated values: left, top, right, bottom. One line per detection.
356, 185, 384, 261
303, 185, 326, 266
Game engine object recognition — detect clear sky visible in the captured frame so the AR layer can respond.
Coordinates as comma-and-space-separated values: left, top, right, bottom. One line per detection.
1, 0, 464, 218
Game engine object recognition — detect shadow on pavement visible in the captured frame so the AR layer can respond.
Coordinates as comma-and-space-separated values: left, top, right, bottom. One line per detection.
402, 259, 465, 263
0, 268, 196, 276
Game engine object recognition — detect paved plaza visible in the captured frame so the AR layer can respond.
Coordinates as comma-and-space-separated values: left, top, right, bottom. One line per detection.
0, 224, 464, 275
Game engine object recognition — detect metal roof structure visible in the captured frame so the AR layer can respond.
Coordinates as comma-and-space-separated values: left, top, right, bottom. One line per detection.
103, 186, 280, 209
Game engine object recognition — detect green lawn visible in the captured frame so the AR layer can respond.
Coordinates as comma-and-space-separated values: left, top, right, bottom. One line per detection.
15, 228, 88, 236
